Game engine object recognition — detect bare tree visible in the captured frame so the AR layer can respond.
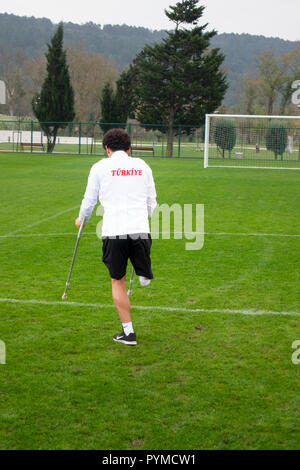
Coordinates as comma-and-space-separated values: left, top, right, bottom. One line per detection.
239, 75, 262, 114
257, 51, 286, 115
0, 44, 118, 120
0, 47, 29, 116
238, 48, 300, 116
66, 45, 118, 122
25, 56, 47, 92
279, 48, 300, 115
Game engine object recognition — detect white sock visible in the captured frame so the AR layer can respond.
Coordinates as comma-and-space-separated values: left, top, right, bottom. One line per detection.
122, 322, 134, 336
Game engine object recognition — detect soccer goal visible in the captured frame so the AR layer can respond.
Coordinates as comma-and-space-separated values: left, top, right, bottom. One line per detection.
204, 114, 300, 170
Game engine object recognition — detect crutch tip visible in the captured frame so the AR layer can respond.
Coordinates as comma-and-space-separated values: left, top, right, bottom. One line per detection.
127, 290, 132, 296
62, 293, 67, 300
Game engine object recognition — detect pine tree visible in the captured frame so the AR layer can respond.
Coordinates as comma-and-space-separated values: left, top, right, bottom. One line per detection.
115, 67, 137, 123
132, 1, 228, 156
100, 68, 136, 132
100, 82, 118, 132
32, 23, 75, 153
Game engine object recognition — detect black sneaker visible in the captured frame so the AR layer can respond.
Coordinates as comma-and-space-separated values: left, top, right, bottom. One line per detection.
113, 330, 137, 346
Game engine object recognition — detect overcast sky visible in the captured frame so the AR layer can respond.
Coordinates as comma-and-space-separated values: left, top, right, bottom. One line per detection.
0, 0, 299, 41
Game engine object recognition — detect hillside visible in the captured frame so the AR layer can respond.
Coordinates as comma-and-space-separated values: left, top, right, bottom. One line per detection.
0, 13, 298, 106
0, 13, 167, 69
212, 33, 299, 106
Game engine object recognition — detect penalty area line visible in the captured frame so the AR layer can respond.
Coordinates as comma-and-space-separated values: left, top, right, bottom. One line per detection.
0, 297, 299, 317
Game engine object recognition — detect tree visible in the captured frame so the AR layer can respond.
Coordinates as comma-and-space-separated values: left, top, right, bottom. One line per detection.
26, 56, 47, 94
67, 45, 118, 122
114, 67, 137, 122
214, 118, 237, 158
100, 82, 118, 132
238, 48, 300, 116
131, 0, 228, 156
0, 47, 29, 116
278, 48, 300, 115
266, 121, 288, 160
239, 75, 262, 115
32, 23, 75, 152
100, 67, 137, 132
257, 51, 286, 115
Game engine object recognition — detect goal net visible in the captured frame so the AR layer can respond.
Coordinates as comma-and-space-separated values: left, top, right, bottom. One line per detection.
204, 114, 300, 170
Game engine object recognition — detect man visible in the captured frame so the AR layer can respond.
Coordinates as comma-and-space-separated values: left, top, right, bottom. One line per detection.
75, 128, 157, 346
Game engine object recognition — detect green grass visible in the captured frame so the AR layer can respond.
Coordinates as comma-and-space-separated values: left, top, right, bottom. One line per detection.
2, 142, 300, 167
0, 152, 300, 450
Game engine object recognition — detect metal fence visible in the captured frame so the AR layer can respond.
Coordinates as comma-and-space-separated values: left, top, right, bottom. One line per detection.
0, 120, 205, 158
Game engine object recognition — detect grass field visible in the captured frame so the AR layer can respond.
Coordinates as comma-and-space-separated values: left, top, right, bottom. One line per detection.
2, 142, 300, 168
0, 152, 300, 450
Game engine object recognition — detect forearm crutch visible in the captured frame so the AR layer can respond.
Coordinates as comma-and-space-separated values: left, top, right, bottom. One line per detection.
127, 265, 135, 296
62, 219, 85, 300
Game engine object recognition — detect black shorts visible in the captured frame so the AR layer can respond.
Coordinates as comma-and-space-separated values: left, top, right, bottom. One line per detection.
102, 233, 153, 280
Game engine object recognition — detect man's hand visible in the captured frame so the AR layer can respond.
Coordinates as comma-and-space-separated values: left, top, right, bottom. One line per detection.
75, 218, 84, 230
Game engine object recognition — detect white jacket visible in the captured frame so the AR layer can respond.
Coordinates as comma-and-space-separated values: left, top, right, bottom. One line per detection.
78, 151, 157, 237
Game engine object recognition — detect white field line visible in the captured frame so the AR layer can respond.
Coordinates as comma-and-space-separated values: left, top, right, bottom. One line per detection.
0, 232, 80, 239
207, 165, 300, 171
0, 297, 299, 317
2, 205, 79, 237
1, 231, 300, 239
204, 232, 300, 238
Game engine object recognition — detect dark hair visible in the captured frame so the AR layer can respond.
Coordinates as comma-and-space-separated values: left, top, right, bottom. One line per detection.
102, 128, 131, 151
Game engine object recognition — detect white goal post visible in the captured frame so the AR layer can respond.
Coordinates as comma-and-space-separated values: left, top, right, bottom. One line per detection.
204, 114, 300, 170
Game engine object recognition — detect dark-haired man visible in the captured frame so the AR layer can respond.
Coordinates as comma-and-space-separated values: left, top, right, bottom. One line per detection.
75, 128, 157, 346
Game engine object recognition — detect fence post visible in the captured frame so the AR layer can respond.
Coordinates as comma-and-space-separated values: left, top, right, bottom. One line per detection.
78, 122, 81, 155
30, 120, 33, 153
177, 125, 182, 157
127, 122, 132, 137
